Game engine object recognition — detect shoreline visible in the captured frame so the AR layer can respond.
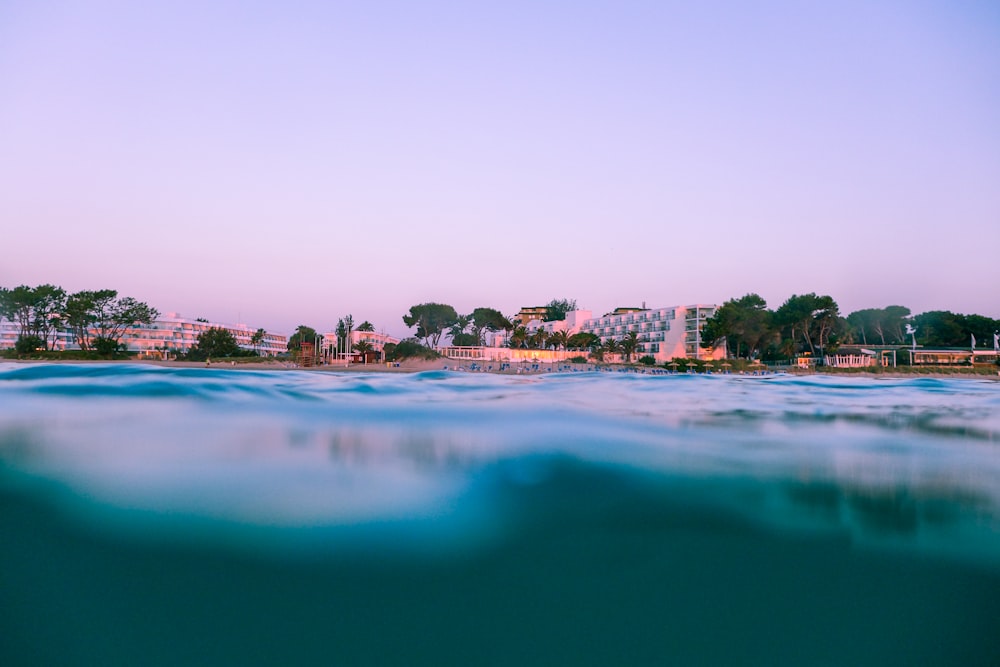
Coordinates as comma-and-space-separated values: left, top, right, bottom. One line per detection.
3, 357, 998, 379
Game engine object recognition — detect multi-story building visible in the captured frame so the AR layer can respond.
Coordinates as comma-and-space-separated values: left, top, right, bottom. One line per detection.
123, 313, 287, 357
320, 328, 400, 363
576, 304, 721, 361
0, 313, 287, 357
515, 306, 549, 325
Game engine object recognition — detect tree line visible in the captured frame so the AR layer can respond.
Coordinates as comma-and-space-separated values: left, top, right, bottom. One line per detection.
400, 300, 579, 350
0, 284, 158, 355
701, 293, 1000, 361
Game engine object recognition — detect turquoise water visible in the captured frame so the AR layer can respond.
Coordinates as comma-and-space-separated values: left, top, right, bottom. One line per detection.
2, 363, 999, 665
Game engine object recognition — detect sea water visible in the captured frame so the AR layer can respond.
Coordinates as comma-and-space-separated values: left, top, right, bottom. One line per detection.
1, 363, 999, 666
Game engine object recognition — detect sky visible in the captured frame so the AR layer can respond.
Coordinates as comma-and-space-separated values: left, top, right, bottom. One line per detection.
2, 0, 998, 337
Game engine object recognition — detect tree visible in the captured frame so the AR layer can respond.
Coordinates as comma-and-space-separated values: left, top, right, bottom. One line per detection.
353, 339, 374, 361
774, 293, 838, 356
509, 325, 528, 349
335, 315, 355, 359
448, 314, 472, 344
621, 331, 639, 363
287, 325, 319, 351
357, 321, 375, 332
190, 328, 241, 359
603, 338, 621, 359
470, 307, 509, 345
451, 332, 479, 346
65, 290, 113, 351
75, 290, 158, 355
565, 332, 598, 351
911, 311, 1000, 348
544, 298, 577, 322
701, 293, 773, 359
250, 328, 266, 355
384, 338, 439, 361
549, 330, 569, 351
775, 294, 818, 354
528, 328, 549, 349
846, 306, 912, 346
402, 303, 458, 348
0, 284, 67, 350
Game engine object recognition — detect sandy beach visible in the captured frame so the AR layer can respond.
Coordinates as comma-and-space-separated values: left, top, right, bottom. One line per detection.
5, 356, 998, 379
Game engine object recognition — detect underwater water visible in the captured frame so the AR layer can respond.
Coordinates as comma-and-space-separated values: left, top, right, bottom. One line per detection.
1, 363, 999, 666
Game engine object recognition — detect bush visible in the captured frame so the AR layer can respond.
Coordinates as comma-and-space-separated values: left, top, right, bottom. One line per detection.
92, 336, 124, 356
386, 338, 440, 361
638, 355, 656, 366
14, 335, 45, 354
567, 355, 588, 363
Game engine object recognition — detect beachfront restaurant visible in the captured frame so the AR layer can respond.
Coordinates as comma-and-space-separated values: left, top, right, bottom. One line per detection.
908, 349, 1000, 365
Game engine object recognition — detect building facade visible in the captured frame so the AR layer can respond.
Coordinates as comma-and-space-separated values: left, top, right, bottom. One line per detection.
0, 313, 287, 357
575, 304, 721, 361
320, 329, 400, 363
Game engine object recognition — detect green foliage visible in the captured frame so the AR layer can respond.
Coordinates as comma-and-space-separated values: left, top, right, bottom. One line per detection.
0, 284, 68, 350
14, 335, 45, 354
911, 311, 1000, 348
250, 328, 266, 354
548, 330, 569, 350
774, 293, 839, 355
470, 307, 511, 344
701, 293, 773, 359
403, 303, 458, 347
543, 298, 577, 322
568, 355, 588, 363
846, 306, 911, 345
287, 325, 319, 351
567, 332, 600, 351
190, 328, 242, 359
384, 338, 440, 361
450, 332, 479, 346
356, 321, 375, 332
638, 355, 656, 366
621, 331, 639, 363
352, 340, 375, 358
508, 325, 528, 349
91, 336, 124, 356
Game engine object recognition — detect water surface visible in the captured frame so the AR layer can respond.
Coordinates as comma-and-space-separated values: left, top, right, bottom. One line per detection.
2, 364, 998, 665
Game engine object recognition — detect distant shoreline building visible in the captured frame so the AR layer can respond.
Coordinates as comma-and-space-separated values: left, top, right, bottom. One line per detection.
448, 303, 724, 363
575, 304, 722, 362
0, 312, 287, 357
319, 328, 400, 363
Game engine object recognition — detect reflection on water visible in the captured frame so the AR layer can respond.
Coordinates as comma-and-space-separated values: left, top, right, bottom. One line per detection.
2, 364, 1000, 666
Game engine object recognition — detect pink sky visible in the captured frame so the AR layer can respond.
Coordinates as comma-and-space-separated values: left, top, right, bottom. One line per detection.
2, 1, 998, 337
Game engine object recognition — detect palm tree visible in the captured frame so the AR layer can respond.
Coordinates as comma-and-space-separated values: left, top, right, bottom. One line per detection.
529, 329, 549, 350
353, 340, 374, 362
449, 314, 471, 343
250, 328, 265, 356
621, 331, 639, 363
509, 325, 528, 349
603, 338, 621, 362
549, 330, 569, 351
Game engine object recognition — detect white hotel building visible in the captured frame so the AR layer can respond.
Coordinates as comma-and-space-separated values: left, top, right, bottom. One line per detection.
0, 313, 287, 357
525, 304, 723, 362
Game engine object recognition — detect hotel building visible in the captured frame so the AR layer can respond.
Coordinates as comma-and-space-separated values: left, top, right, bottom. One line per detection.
523, 304, 722, 362
576, 304, 721, 361
0, 313, 287, 357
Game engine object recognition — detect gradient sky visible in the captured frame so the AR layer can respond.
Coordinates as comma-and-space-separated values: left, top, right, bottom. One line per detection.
2, 1, 998, 337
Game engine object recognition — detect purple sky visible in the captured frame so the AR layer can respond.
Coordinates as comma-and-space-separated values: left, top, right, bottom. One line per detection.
2, 1, 998, 338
